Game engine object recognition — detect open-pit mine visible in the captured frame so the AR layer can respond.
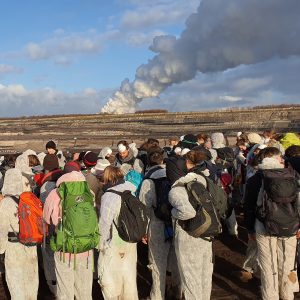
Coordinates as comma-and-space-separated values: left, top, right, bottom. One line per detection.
0, 106, 299, 153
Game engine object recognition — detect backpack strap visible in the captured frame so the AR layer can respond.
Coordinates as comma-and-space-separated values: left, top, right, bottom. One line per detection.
107, 189, 124, 196
144, 166, 163, 179
8, 196, 19, 243
10, 195, 19, 205
184, 179, 205, 205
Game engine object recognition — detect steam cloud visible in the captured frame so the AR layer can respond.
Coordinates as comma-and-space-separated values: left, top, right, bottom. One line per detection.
101, 0, 300, 114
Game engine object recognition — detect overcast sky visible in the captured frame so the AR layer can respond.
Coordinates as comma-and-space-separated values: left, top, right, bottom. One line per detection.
0, 0, 299, 117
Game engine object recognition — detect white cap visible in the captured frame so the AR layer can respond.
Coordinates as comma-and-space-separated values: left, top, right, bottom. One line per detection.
174, 147, 182, 155
237, 131, 242, 137
118, 144, 127, 153
181, 148, 191, 156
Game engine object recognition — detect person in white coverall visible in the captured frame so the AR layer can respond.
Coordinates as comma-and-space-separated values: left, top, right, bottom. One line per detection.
0, 168, 39, 300
167, 152, 214, 300
245, 147, 299, 300
43, 170, 94, 300
139, 151, 181, 300
98, 166, 139, 300
15, 149, 37, 192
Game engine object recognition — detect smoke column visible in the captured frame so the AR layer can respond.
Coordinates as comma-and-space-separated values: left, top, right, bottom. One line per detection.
101, 0, 300, 113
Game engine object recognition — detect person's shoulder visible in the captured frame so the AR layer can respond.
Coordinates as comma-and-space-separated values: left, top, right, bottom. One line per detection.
0, 196, 17, 213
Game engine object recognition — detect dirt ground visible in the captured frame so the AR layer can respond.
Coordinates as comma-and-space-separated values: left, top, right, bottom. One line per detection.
1, 211, 300, 300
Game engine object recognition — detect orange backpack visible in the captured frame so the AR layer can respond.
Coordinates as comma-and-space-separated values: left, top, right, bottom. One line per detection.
15, 192, 47, 245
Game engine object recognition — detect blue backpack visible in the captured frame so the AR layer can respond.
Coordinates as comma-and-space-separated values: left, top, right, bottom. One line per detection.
125, 169, 144, 196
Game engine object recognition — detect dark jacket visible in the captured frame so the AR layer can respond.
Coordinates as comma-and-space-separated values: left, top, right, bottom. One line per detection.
189, 161, 218, 183
243, 171, 262, 233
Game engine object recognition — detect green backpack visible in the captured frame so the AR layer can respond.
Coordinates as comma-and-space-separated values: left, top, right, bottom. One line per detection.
50, 181, 100, 255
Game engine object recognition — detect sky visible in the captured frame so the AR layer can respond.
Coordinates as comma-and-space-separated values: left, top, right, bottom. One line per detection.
0, 0, 299, 117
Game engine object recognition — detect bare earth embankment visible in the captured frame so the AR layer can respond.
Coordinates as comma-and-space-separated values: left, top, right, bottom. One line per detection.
0, 106, 299, 153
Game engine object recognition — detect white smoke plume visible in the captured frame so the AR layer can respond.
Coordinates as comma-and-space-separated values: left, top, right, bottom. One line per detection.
101, 0, 300, 113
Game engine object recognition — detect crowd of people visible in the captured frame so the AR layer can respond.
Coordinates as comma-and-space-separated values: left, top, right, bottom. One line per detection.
0, 130, 299, 300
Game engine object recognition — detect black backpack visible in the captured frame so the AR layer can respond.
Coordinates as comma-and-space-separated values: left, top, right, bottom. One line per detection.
256, 168, 300, 237
144, 167, 172, 223
200, 174, 229, 220
215, 147, 235, 172
178, 180, 222, 239
144, 167, 173, 240
151, 177, 172, 223
215, 147, 235, 163
108, 190, 149, 242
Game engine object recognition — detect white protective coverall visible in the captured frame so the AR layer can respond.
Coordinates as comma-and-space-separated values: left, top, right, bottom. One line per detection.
0, 168, 39, 300
139, 165, 181, 300
255, 157, 299, 300
169, 172, 214, 300
98, 181, 139, 300
43, 171, 94, 300
15, 149, 37, 192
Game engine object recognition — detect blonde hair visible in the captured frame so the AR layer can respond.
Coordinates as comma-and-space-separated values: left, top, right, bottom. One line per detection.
103, 166, 124, 185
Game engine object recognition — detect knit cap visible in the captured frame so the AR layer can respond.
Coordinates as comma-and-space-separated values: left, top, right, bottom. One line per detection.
91, 159, 110, 175
83, 152, 98, 167
43, 154, 59, 171
64, 161, 81, 173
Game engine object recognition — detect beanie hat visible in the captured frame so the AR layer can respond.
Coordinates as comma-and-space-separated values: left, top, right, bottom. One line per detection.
45, 140, 56, 150
83, 151, 98, 167
43, 154, 59, 171
183, 134, 198, 144
64, 161, 81, 173
247, 132, 262, 145
92, 159, 110, 173
211, 132, 225, 148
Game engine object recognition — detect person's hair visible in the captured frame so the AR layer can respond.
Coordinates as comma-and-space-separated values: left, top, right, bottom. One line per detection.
117, 140, 129, 149
148, 151, 164, 166
262, 147, 281, 158
139, 138, 160, 151
272, 133, 284, 142
236, 139, 247, 147
196, 133, 208, 142
78, 151, 86, 162
103, 166, 124, 185
251, 149, 267, 167
238, 133, 249, 142
147, 138, 159, 145
264, 130, 276, 138
285, 145, 300, 158
185, 150, 206, 165
28, 155, 40, 167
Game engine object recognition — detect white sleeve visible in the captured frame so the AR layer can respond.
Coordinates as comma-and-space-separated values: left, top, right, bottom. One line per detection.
139, 179, 156, 208
0, 200, 12, 254
168, 186, 196, 220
